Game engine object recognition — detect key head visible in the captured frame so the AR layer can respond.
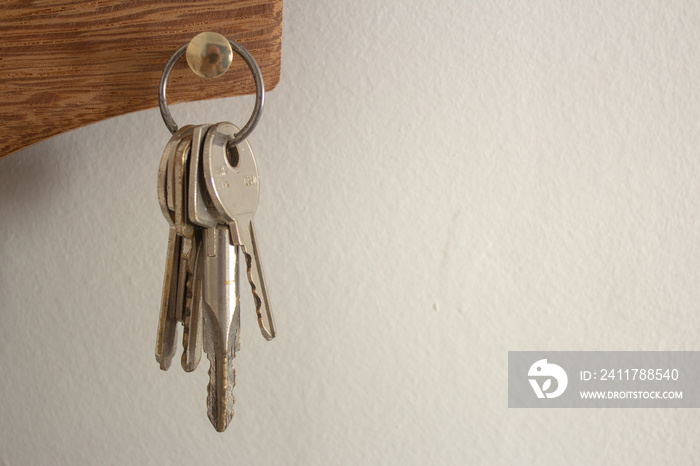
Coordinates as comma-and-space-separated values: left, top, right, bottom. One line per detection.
202, 122, 260, 224
158, 125, 194, 225
188, 125, 219, 228
173, 137, 194, 239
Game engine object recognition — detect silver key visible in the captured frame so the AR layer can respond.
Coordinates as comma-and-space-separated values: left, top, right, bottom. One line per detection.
203, 122, 276, 340
179, 124, 213, 372
189, 124, 241, 429
172, 137, 194, 322
202, 226, 241, 432
172, 131, 206, 371
155, 125, 193, 370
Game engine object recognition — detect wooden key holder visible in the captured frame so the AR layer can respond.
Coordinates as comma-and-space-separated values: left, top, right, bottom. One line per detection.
0, 0, 283, 158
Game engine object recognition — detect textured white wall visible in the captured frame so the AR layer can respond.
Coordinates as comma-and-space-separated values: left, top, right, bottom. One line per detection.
2, 1, 700, 464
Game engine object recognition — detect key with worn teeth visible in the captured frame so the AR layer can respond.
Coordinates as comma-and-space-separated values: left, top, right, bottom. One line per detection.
191, 124, 242, 430
203, 122, 276, 340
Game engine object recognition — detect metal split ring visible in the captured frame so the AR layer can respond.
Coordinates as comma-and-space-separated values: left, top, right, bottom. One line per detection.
159, 37, 265, 149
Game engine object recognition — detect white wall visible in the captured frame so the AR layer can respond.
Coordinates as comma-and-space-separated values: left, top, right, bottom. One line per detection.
2, 1, 700, 464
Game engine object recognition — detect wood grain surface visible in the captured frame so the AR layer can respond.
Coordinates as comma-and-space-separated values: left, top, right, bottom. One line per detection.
0, 0, 282, 158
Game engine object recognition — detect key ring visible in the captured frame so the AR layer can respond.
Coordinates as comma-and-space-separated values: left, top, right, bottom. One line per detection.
159, 36, 265, 149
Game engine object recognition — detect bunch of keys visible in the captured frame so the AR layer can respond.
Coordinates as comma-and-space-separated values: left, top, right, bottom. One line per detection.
154, 33, 276, 432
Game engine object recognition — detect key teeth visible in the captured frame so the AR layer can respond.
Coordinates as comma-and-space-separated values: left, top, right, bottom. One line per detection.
242, 250, 276, 340
203, 304, 237, 432
205, 350, 236, 432
181, 270, 196, 371
242, 252, 262, 315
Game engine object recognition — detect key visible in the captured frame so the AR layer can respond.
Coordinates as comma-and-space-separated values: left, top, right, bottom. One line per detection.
172, 130, 206, 371
179, 124, 211, 372
202, 122, 276, 341
202, 226, 241, 432
172, 136, 194, 322
155, 125, 193, 370
190, 124, 241, 428
181, 125, 214, 372
190, 124, 241, 353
